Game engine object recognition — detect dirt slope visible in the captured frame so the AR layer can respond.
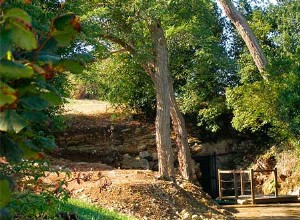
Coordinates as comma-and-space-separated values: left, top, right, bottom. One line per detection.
46, 158, 232, 220
47, 100, 233, 219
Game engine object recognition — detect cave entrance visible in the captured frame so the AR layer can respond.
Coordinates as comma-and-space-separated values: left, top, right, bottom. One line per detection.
193, 154, 218, 198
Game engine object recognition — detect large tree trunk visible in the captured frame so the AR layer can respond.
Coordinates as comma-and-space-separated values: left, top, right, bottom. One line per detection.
148, 20, 194, 182
149, 20, 175, 180
218, 0, 268, 80
168, 76, 194, 182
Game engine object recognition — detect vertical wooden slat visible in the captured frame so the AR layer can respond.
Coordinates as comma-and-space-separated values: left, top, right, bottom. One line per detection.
218, 169, 222, 199
240, 172, 244, 196
250, 168, 255, 204
233, 170, 238, 200
274, 168, 278, 197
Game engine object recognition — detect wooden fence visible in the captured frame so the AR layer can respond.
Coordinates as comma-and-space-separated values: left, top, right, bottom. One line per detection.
218, 168, 278, 204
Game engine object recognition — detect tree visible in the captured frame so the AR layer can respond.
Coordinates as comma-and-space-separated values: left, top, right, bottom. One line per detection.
67, 0, 197, 180
148, 20, 175, 179
224, 0, 300, 146
217, 0, 268, 80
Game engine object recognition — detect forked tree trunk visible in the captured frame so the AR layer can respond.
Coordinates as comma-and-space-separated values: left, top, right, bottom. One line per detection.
218, 0, 268, 80
148, 20, 194, 182
104, 19, 194, 182
149, 20, 175, 180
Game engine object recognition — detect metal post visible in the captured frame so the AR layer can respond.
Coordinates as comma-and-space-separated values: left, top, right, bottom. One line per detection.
233, 170, 238, 200
274, 168, 278, 197
240, 171, 244, 196
218, 169, 223, 199
250, 168, 255, 204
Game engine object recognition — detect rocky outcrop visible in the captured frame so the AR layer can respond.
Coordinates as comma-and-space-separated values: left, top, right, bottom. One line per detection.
53, 123, 246, 171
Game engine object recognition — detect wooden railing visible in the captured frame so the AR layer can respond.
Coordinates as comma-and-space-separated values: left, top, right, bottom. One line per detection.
218, 168, 278, 204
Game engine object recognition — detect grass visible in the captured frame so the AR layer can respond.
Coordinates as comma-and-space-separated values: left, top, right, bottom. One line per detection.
7, 193, 135, 220
59, 199, 135, 220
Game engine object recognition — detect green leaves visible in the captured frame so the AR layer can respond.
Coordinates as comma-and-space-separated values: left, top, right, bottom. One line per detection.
4, 8, 31, 23
58, 59, 85, 74
0, 111, 27, 133
0, 179, 11, 208
0, 30, 12, 58
0, 60, 34, 80
4, 8, 37, 50
0, 82, 17, 107
19, 97, 49, 111
33, 136, 56, 151
51, 13, 81, 46
0, 134, 23, 163
10, 24, 37, 51
0, 4, 83, 214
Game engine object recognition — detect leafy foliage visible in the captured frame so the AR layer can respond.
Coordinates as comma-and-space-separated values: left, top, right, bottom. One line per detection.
0, 160, 69, 219
166, 1, 236, 132
0, 1, 82, 216
0, 3, 81, 161
67, 0, 236, 125
79, 54, 155, 113
226, 0, 300, 145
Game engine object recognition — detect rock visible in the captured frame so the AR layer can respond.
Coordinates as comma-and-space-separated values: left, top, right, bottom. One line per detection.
122, 158, 150, 170
192, 214, 202, 220
152, 152, 158, 160
123, 154, 131, 160
139, 151, 151, 159
138, 144, 147, 151
190, 144, 202, 153
180, 209, 191, 220
121, 128, 131, 133
288, 187, 300, 196
149, 161, 158, 171
182, 213, 191, 220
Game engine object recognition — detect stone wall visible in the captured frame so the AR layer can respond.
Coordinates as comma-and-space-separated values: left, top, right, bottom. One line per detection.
53, 124, 241, 171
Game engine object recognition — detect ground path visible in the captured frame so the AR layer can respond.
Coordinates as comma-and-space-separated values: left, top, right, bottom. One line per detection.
63, 99, 111, 114
223, 203, 300, 219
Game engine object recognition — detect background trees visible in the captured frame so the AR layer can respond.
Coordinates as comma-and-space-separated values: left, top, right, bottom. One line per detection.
224, 0, 300, 146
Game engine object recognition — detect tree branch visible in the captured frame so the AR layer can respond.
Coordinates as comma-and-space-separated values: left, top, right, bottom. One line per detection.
101, 34, 137, 55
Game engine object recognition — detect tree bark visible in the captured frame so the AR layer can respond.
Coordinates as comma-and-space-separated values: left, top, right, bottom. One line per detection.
218, 0, 268, 80
148, 20, 174, 180
168, 76, 194, 182
148, 20, 194, 182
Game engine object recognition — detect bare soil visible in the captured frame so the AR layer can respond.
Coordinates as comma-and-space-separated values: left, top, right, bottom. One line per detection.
52, 100, 300, 220
45, 158, 232, 220
46, 100, 232, 219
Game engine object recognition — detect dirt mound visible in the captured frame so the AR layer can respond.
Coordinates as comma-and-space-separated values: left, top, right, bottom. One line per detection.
46, 100, 233, 219
46, 158, 232, 220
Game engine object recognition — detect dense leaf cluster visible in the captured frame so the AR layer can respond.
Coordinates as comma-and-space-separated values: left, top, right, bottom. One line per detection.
0, 1, 82, 215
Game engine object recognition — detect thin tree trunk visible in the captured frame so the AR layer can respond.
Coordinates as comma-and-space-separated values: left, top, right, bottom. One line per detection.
149, 20, 174, 180
218, 0, 268, 80
168, 76, 194, 182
